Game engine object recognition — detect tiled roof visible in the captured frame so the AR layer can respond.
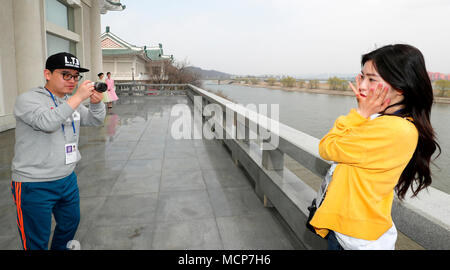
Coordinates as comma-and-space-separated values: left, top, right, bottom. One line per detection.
101, 37, 125, 49
101, 28, 173, 62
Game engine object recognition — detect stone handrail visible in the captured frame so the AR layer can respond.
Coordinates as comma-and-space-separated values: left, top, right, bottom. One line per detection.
115, 83, 188, 95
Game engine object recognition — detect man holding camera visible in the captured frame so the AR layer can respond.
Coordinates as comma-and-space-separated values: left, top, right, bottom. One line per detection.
10, 52, 106, 250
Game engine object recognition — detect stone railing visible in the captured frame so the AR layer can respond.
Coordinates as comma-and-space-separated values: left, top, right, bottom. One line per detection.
115, 83, 188, 96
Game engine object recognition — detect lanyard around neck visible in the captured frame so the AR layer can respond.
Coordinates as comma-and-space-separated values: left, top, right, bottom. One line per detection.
379, 101, 405, 115
45, 88, 76, 135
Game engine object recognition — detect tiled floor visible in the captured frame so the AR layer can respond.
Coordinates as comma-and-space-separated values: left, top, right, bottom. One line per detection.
0, 95, 304, 250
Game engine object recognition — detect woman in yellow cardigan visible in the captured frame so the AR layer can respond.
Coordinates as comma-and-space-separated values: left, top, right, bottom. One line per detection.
309, 44, 441, 250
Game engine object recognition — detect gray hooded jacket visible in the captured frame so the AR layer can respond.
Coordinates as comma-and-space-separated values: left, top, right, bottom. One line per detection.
11, 87, 106, 182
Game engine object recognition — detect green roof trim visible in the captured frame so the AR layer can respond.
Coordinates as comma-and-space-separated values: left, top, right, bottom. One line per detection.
146, 49, 162, 60
103, 49, 136, 55
144, 48, 173, 61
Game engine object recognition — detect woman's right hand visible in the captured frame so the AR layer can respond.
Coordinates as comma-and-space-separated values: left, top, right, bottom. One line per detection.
348, 77, 391, 118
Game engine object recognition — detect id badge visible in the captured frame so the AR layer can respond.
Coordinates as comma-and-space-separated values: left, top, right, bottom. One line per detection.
65, 143, 78, 164
72, 111, 80, 121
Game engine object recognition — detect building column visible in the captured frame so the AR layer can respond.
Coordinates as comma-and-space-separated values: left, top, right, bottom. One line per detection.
0, 0, 18, 131
90, 0, 102, 80
13, 0, 46, 94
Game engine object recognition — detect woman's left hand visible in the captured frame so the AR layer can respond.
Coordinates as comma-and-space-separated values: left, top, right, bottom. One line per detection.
349, 81, 391, 118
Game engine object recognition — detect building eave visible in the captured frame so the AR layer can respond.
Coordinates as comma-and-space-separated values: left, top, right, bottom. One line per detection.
100, 0, 126, 14
101, 31, 143, 51
103, 49, 153, 63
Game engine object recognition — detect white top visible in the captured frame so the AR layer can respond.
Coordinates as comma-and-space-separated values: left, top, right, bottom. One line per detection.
335, 224, 397, 250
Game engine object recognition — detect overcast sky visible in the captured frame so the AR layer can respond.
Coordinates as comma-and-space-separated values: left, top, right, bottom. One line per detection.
101, 0, 450, 77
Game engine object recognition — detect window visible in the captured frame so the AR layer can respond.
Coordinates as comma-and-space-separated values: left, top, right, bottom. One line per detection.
46, 33, 76, 56
45, 0, 78, 57
45, 0, 74, 31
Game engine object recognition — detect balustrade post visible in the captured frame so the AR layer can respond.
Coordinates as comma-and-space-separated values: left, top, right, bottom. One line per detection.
256, 144, 284, 208
236, 116, 250, 145
262, 146, 284, 171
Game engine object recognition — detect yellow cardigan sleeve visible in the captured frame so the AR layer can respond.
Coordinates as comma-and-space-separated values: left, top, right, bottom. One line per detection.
319, 109, 417, 166
319, 109, 370, 164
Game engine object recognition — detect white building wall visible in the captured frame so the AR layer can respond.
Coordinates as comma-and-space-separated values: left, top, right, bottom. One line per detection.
102, 55, 171, 82
103, 61, 115, 74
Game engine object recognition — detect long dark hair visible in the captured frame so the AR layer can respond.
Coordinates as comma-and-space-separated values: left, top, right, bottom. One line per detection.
361, 44, 441, 200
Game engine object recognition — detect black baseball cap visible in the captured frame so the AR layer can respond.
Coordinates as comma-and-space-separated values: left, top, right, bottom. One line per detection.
45, 52, 90, 73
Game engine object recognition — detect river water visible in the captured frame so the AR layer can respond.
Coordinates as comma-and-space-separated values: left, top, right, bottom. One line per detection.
203, 81, 450, 194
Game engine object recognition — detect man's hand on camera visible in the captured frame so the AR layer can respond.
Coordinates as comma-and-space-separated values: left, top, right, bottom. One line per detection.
90, 90, 103, 104
76, 80, 95, 101
67, 80, 94, 110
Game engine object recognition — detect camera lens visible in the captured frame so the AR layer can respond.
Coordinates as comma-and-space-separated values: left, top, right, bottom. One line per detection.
94, 82, 107, 92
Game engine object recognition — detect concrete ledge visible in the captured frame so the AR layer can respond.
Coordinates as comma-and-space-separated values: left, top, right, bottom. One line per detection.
392, 188, 450, 249
225, 138, 328, 249
0, 114, 15, 133
278, 138, 331, 178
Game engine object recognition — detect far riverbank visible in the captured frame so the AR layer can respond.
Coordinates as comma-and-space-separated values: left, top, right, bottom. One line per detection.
217, 81, 450, 104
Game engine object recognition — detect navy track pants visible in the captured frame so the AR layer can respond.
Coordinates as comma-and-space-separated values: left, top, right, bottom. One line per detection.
11, 171, 80, 250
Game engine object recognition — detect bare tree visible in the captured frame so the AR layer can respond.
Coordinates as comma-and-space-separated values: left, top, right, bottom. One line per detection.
169, 60, 202, 87
152, 59, 202, 87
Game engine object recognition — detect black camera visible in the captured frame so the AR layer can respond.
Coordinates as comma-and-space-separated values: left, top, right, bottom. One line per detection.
94, 82, 107, 92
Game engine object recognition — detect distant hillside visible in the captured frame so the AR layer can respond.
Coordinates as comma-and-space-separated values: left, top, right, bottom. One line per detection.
297, 73, 358, 81
186, 66, 233, 80
184, 67, 357, 81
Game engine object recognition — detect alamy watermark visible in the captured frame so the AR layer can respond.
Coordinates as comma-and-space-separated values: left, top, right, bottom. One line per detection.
170, 96, 280, 150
